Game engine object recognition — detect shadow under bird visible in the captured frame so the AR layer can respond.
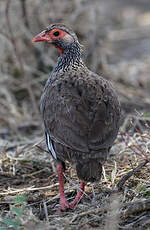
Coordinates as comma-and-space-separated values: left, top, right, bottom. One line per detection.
32, 23, 121, 211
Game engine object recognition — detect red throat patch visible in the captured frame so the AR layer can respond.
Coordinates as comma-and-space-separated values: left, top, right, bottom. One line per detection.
54, 45, 64, 55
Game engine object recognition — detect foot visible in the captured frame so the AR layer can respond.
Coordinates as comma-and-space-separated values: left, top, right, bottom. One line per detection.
59, 198, 70, 211
69, 181, 86, 209
55, 198, 70, 214
70, 192, 93, 206
69, 194, 84, 209
56, 164, 86, 211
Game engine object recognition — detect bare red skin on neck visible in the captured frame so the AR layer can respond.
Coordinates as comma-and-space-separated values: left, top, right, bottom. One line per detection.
54, 45, 64, 54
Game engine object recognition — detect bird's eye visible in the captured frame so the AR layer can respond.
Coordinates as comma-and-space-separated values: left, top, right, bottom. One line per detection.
53, 31, 60, 37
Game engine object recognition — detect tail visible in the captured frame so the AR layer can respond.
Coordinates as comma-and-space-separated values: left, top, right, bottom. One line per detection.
76, 159, 102, 182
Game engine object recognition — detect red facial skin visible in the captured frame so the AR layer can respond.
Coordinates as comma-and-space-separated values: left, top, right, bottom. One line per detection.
32, 28, 67, 54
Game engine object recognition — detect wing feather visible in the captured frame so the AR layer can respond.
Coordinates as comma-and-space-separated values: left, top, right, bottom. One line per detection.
41, 71, 120, 154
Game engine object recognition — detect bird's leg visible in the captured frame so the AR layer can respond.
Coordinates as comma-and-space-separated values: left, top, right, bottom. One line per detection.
69, 181, 86, 209
56, 164, 70, 211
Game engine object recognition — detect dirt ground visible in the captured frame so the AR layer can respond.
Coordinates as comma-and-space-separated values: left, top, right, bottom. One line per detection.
0, 0, 150, 229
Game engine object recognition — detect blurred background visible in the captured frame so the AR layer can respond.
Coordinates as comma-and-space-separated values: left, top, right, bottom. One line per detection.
0, 0, 150, 142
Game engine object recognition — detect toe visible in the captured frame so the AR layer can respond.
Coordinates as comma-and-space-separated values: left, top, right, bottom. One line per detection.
60, 200, 70, 211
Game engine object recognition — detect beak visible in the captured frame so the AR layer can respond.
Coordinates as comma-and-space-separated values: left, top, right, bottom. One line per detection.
32, 30, 52, 43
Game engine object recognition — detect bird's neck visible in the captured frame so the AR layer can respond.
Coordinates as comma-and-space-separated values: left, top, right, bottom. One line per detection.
53, 42, 83, 72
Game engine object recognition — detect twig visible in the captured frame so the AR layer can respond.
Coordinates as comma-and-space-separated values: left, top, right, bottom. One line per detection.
71, 206, 107, 219
0, 183, 59, 195
122, 215, 150, 229
36, 145, 49, 154
117, 160, 149, 191
20, 0, 29, 29
120, 131, 148, 159
5, 0, 39, 118
122, 199, 150, 218
43, 201, 49, 222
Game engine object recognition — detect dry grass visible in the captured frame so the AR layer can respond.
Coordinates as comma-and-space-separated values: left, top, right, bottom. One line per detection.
0, 0, 150, 229
0, 115, 150, 229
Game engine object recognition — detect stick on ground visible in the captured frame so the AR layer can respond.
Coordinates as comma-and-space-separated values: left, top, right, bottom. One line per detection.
117, 159, 149, 191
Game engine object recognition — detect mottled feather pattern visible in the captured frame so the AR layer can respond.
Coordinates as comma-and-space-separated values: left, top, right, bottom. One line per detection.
41, 64, 120, 181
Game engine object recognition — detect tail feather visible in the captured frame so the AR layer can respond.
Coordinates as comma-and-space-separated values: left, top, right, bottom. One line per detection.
76, 159, 102, 182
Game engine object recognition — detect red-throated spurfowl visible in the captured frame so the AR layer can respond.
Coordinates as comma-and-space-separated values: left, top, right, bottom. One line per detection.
32, 23, 121, 211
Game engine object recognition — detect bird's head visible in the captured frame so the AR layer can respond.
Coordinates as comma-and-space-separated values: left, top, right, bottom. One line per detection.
32, 23, 80, 55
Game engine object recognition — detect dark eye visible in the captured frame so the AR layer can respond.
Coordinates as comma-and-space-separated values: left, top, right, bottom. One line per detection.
53, 31, 60, 36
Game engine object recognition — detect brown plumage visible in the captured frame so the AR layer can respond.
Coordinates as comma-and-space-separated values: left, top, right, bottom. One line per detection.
32, 23, 121, 211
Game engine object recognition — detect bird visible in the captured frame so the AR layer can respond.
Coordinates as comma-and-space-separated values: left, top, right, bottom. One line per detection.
32, 23, 121, 211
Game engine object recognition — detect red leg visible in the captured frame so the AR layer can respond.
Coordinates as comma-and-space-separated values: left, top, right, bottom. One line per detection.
69, 181, 86, 209
56, 164, 70, 211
